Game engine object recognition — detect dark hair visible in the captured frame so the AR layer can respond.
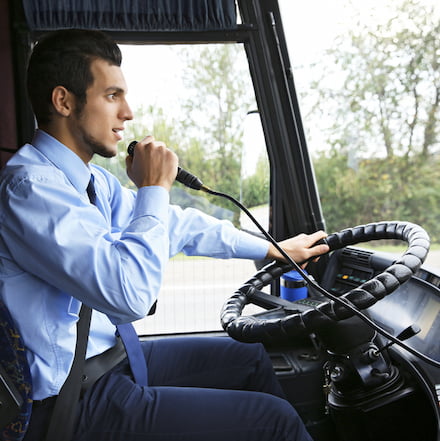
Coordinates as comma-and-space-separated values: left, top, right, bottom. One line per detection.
26, 29, 122, 125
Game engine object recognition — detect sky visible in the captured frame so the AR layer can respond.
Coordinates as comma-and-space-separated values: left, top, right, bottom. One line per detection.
280, 0, 439, 63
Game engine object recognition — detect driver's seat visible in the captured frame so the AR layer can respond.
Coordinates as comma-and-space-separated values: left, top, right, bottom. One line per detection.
0, 298, 32, 441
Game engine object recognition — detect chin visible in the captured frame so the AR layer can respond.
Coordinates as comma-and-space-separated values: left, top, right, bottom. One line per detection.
94, 144, 118, 158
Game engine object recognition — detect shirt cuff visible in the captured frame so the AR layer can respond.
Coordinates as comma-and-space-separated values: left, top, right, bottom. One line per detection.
234, 231, 269, 260
132, 186, 169, 223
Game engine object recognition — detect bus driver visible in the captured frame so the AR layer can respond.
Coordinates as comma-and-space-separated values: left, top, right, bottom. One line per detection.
0, 29, 328, 441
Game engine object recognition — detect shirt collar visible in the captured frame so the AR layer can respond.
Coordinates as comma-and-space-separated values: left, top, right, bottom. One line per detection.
31, 129, 92, 194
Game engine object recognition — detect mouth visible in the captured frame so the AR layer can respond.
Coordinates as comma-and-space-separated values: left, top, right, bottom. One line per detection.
112, 128, 123, 141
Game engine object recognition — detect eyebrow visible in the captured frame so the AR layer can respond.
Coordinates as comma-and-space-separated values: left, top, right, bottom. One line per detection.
104, 86, 126, 95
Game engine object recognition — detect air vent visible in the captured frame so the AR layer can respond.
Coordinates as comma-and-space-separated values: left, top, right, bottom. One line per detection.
341, 247, 372, 266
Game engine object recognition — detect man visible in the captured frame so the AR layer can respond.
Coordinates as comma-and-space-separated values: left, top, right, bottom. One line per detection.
0, 29, 329, 440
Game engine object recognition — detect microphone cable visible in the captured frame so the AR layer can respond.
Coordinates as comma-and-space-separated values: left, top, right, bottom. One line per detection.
205, 184, 440, 368
127, 141, 440, 368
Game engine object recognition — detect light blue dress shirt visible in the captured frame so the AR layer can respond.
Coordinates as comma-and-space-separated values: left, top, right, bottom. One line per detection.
0, 130, 269, 399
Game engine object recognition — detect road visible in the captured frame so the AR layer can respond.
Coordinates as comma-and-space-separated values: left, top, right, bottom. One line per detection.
134, 258, 259, 335
423, 249, 440, 271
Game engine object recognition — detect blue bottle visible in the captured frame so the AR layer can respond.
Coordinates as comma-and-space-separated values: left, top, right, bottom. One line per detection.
280, 270, 308, 301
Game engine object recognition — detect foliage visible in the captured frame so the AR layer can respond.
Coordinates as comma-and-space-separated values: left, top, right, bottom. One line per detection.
314, 152, 440, 242
241, 154, 270, 208
307, 0, 440, 244
177, 44, 262, 218
308, 0, 440, 159
179, 44, 254, 152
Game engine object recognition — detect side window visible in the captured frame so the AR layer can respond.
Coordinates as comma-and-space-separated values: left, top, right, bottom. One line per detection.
93, 43, 270, 334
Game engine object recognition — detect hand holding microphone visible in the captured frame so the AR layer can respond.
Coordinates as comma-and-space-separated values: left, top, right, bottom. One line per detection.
125, 136, 180, 191
127, 139, 205, 191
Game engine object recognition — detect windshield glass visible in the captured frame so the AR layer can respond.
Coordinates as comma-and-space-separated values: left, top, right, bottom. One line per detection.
93, 43, 270, 334
280, 0, 440, 271
94, 0, 440, 335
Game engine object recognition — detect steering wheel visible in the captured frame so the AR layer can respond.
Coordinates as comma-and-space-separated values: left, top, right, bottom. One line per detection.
221, 221, 430, 345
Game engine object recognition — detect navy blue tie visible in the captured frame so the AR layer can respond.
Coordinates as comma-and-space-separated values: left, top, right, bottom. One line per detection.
87, 176, 148, 386
86, 177, 97, 205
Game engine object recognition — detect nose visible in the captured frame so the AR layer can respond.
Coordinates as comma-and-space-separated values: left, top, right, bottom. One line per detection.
120, 98, 134, 121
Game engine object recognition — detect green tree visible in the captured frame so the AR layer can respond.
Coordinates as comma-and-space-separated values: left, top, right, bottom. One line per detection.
176, 44, 261, 218
310, 0, 440, 159
242, 154, 270, 208
314, 152, 440, 242
180, 45, 255, 153
305, 0, 440, 243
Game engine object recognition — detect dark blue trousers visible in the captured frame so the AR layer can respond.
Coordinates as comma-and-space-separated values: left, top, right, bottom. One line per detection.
29, 337, 313, 441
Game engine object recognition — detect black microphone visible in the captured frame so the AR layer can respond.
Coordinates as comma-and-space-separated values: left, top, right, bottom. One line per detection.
127, 141, 205, 191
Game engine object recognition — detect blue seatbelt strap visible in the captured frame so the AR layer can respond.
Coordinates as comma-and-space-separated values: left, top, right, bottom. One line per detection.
116, 323, 148, 386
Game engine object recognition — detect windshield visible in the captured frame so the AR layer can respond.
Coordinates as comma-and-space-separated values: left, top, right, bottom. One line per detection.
280, 0, 440, 271
93, 0, 440, 336
93, 42, 270, 334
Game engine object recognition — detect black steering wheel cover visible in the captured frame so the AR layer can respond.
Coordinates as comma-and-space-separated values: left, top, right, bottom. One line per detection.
221, 221, 430, 344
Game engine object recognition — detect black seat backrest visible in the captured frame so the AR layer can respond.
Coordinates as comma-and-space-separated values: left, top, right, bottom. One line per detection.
0, 299, 32, 441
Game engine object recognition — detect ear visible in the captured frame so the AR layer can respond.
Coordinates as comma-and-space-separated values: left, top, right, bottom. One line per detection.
51, 86, 75, 117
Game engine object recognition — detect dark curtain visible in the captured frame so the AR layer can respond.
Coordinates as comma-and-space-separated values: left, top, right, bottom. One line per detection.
0, 0, 18, 165
22, 0, 237, 32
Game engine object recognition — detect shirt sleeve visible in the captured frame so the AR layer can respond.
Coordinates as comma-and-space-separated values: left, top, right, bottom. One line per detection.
167, 205, 269, 260
0, 167, 170, 324
99, 165, 270, 261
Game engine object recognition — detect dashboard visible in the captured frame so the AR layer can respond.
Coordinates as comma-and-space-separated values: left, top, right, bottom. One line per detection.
321, 247, 440, 358
320, 246, 440, 402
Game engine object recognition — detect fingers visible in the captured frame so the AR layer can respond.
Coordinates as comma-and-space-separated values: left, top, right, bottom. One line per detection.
308, 230, 327, 243
131, 136, 168, 159
300, 230, 329, 264
268, 230, 330, 264
307, 230, 330, 256
126, 135, 178, 190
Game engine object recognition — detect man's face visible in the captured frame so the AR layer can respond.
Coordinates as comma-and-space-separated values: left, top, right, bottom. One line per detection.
68, 58, 133, 162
